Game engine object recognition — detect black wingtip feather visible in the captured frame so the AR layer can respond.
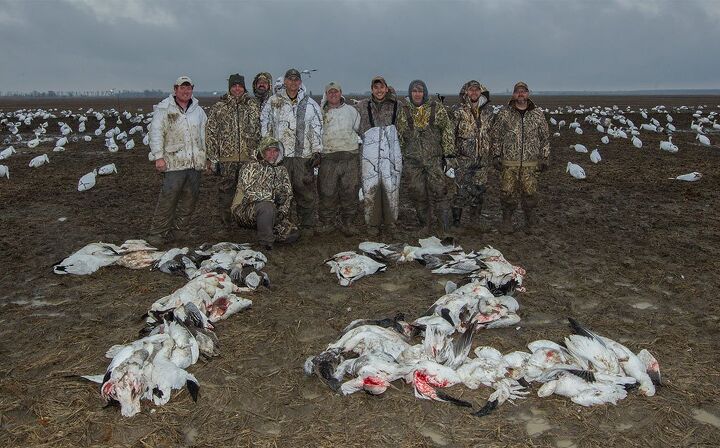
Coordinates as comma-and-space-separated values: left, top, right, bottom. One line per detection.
436, 390, 473, 408
186, 380, 200, 402
471, 399, 498, 417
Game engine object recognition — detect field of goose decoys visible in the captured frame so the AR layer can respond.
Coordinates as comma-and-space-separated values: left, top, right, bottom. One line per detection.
1, 95, 719, 447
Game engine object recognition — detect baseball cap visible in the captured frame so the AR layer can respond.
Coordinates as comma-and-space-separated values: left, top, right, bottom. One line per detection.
371, 76, 387, 87
175, 76, 193, 86
325, 82, 342, 93
284, 68, 301, 80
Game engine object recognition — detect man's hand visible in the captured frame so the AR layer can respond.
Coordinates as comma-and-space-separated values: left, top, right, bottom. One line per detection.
538, 160, 549, 172
444, 156, 459, 171
492, 157, 502, 171
155, 158, 166, 173
307, 152, 322, 169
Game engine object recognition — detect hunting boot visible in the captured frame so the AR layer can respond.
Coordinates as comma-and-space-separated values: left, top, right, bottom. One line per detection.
500, 207, 514, 234
452, 207, 463, 228
340, 216, 359, 237
471, 205, 492, 233
438, 208, 452, 238
522, 197, 538, 233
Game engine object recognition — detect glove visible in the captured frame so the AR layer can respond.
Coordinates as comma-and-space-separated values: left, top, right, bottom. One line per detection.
538, 160, 549, 172
492, 157, 503, 171
274, 192, 287, 206
306, 153, 322, 169
444, 156, 459, 171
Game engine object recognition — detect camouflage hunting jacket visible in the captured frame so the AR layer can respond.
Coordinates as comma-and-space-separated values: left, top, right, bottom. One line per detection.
396, 99, 454, 164
205, 93, 260, 163
260, 87, 323, 158
356, 93, 401, 136
453, 82, 495, 183
491, 99, 550, 164
231, 137, 293, 223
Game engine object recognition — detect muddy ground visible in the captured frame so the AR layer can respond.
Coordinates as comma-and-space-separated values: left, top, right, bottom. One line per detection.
1, 95, 719, 447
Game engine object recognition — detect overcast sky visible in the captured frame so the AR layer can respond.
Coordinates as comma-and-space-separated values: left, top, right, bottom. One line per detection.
1, 0, 718, 95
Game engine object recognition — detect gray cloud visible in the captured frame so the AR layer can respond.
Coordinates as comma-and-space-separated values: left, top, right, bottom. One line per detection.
1, 0, 718, 94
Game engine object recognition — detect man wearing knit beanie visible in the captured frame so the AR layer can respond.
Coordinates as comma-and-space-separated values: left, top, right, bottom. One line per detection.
205, 73, 261, 231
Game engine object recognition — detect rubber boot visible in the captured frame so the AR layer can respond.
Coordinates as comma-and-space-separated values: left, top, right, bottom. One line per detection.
522, 196, 539, 233
438, 208, 452, 238
452, 207, 463, 228
500, 208, 514, 234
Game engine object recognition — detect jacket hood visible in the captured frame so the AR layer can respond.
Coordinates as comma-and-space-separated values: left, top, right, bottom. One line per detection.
157, 94, 200, 112
407, 79, 429, 106
508, 97, 537, 111
459, 80, 490, 108
253, 72, 273, 99
256, 136, 285, 166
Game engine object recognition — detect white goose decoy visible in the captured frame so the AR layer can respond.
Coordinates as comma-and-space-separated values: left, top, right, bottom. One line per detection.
669, 171, 702, 182
78, 169, 98, 191
0, 146, 16, 160
83, 135, 92, 142
590, 149, 601, 163
600, 136, 609, 144
574, 127, 583, 135
29, 154, 49, 167
713, 120, 720, 131
570, 144, 588, 153
142, 133, 150, 145
596, 124, 604, 133
125, 139, 135, 150
27, 135, 40, 148
696, 133, 711, 146
0, 164, 8, 179
56, 136, 68, 147
98, 163, 117, 175
632, 136, 643, 148
566, 162, 586, 180
659, 136, 678, 153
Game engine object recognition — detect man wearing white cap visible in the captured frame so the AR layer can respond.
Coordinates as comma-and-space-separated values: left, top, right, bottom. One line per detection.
260, 68, 323, 237
318, 81, 361, 236
147, 75, 208, 245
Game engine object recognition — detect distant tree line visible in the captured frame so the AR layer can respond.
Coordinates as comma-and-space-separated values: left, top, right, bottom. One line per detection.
0, 89, 169, 98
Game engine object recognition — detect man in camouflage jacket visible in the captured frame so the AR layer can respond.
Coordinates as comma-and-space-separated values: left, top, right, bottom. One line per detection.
231, 137, 298, 249
205, 73, 261, 229
396, 79, 455, 235
491, 81, 550, 233
451, 81, 495, 229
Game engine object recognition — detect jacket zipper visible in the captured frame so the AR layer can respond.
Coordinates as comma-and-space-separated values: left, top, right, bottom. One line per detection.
518, 111, 525, 182
236, 101, 241, 161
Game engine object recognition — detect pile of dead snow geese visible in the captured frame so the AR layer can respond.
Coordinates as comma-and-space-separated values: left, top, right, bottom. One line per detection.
53, 239, 268, 417
309, 237, 660, 415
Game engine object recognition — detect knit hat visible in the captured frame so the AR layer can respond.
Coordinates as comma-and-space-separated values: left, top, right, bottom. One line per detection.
228, 73, 246, 90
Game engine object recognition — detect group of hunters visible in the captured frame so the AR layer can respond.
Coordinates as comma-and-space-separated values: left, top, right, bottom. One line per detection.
147, 70, 551, 250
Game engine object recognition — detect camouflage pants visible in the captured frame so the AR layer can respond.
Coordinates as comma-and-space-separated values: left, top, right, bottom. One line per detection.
404, 160, 449, 226
234, 200, 295, 244
318, 151, 359, 226
216, 161, 243, 227
500, 166, 539, 211
284, 157, 317, 229
453, 166, 486, 209
150, 169, 201, 237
